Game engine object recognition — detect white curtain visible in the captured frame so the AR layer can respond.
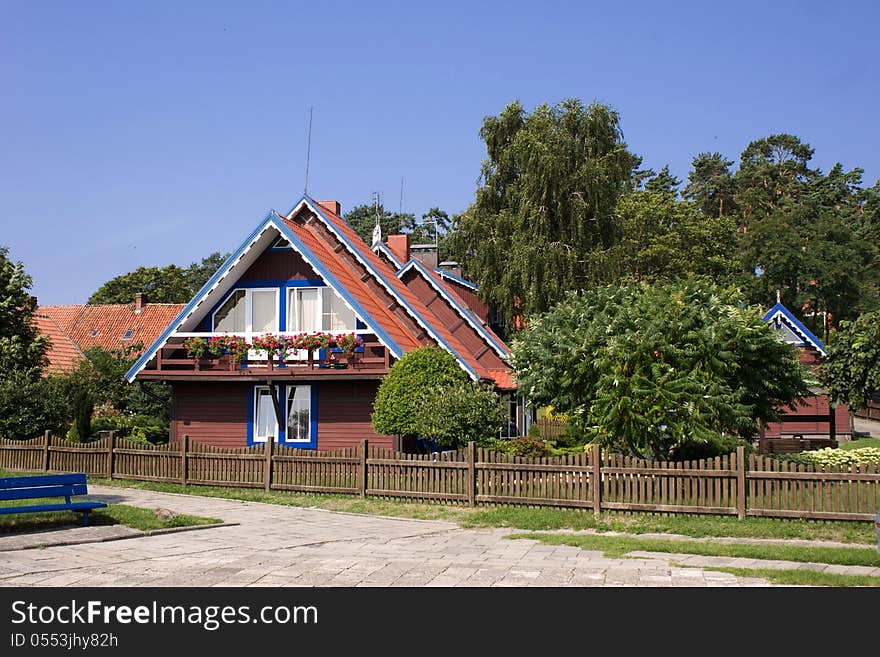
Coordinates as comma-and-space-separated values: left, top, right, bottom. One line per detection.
214, 290, 246, 332
251, 290, 277, 333
296, 288, 320, 332
254, 388, 276, 442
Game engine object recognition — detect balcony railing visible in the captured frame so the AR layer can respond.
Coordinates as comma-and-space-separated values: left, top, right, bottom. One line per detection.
148, 331, 391, 376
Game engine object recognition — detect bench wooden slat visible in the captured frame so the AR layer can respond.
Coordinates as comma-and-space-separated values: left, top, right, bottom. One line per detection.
0, 501, 106, 515
0, 484, 87, 501
0, 474, 87, 489
0, 473, 106, 526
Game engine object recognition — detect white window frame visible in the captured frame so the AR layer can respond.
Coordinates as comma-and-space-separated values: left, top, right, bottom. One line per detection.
212, 287, 280, 335
287, 286, 323, 333
285, 384, 312, 443
253, 386, 278, 444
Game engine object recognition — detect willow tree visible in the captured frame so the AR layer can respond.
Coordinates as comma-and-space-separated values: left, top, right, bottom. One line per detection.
456, 99, 639, 331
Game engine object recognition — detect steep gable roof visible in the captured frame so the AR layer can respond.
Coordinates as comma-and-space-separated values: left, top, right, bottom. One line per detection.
287, 197, 485, 380
396, 258, 509, 359
127, 196, 514, 388
762, 302, 827, 356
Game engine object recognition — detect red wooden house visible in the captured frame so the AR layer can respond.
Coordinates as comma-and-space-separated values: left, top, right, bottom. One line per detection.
761, 302, 852, 449
126, 197, 520, 450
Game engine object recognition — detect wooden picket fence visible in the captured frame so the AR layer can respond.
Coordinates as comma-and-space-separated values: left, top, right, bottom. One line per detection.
1, 433, 878, 522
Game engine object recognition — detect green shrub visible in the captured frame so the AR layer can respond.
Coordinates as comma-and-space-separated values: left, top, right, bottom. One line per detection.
417, 381, 508, 448
527, 423, 542, 439
781, 447, 880, 467
90, 414, 169, 444
372, 347, 468, 439
507, 436, 552, 458
671, 435, 753, 461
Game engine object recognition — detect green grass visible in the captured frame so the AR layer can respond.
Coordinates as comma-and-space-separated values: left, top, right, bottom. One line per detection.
708, 567, 880, 587
840, 437, 880, 451
2, 467, 875, 545
506, 532, 880, 566
0, 502, 220, 533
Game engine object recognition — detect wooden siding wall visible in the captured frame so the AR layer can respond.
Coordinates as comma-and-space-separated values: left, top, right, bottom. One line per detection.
172, 382, 250, 447
4, 438, 878, 522
400, 270, 507, 371
765, 395, 852, 438
238, 249, 318, 282
172, 381, 392, 450
317, 381, 394, 450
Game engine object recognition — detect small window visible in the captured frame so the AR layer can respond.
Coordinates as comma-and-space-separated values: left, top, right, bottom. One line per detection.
286, 385, 312, 442
90, 329, 99, 337
122, 329, 134, 340
270, 236, 292, 249
253, 387, 278, 443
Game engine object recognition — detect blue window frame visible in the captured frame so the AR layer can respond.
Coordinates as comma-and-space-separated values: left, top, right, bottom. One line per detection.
248, 384, 317, 448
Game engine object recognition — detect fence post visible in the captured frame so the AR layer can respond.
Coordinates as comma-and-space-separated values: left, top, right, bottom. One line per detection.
467, 441, 476, 507
180, 434, 189, 485
591, 444, 602, 515
264, 436, 274, 491
107, 432, 116, 479
359, 439, 369, 498
43, 430, 51, 472
736, 445, 746, 519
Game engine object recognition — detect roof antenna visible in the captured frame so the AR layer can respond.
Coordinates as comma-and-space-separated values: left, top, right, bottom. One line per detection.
399, 177, 404, 215
776, 289, 781, 304
303, 106, 313, 195
371, 191, 382, 245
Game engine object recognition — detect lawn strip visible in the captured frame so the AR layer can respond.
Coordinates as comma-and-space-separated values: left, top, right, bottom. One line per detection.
506, 532, 880, 567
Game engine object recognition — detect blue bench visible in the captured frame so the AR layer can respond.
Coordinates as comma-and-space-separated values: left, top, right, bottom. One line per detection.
0, 473, 107, 527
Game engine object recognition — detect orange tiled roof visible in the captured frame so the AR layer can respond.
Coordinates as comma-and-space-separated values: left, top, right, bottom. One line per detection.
282, 218, 423, 353
37, 302, 185, 367
486, 368, 516, 391
33, 314, 84, 374
307, 201, 495, 382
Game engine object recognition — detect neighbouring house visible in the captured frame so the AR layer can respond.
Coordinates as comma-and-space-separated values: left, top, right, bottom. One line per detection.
35, 295, 186, 374
126, 197, 522, 451
761, 302, 852, 450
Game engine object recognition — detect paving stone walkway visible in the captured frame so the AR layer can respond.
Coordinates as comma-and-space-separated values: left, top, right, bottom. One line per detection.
0, 485, 774, 587
7, 486, 875, 586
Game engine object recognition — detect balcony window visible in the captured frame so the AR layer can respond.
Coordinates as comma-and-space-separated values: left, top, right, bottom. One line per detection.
288, 286, 356, 332
213, 288, 278, 333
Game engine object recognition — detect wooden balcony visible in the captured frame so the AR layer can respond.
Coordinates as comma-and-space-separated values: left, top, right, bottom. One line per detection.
137, 333, 391, 381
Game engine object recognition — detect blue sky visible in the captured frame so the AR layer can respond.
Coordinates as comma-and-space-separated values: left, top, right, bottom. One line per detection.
2, 1, 878, 305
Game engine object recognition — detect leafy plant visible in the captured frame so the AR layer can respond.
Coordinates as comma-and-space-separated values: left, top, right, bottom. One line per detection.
372, 347, 468, 439
781, 447, 880, 467
415, 381, 507, 448
820, 310, 880, 412
512, 279, 808, 459
183, 337, 208, 359
506, 436, 552, 458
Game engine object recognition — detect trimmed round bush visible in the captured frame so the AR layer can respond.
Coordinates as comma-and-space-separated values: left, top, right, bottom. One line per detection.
371, 346, 467, 439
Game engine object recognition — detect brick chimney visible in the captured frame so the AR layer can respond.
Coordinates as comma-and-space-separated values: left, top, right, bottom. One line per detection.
438, 261, 462, 278
317, 200, 341, 216
134, 293, 145, 313
386, 234, 410, 265
411, 244, 438, 270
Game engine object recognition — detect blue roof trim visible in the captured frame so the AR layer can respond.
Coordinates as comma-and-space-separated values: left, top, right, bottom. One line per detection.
290, 196, 478, 380
125, 213, 277, 381
270, 213, 403, 359
371, 240, 404, 270
433, 268, 478, 291
397, 259, 509, 358
761, 302, 827, 356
